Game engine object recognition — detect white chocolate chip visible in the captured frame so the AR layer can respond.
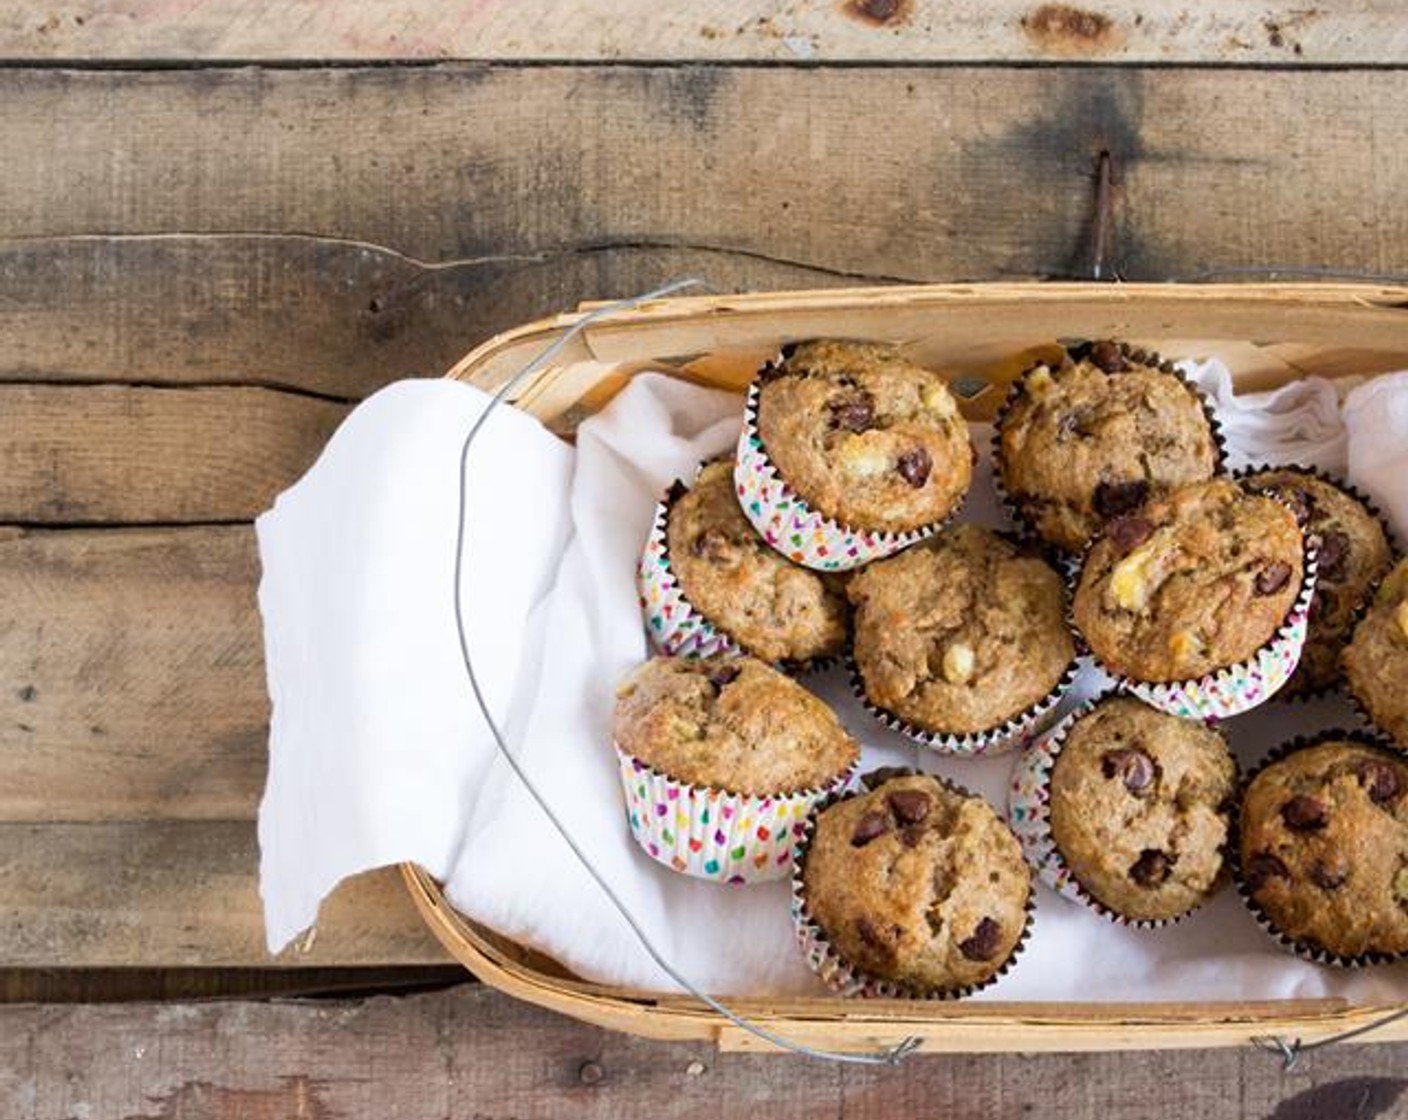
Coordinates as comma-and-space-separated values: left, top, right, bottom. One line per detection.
942, 643, 976, 684
1110, 549, 1153, 612
838, 437, 891, 478
922, 382, 957, 419
1025, 366, 1055, 399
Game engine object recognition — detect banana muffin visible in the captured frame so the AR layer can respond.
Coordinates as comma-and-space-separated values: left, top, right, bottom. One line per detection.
613, 655, 858, 795
1073, 478, 1305, 683
1239, 736, 1408, 960
665, 461, 848, 663
1344, 559, 1408, 748
798, 773, 1031, 994
1048, 695, 1237, 922
996, 340, 1220, 552
752, 339, 972, 533
1247, 467, 1394, 695
848, 525, 1074, 737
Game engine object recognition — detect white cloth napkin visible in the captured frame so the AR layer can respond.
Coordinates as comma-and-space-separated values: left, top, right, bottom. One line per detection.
257, 359, 1408, 1003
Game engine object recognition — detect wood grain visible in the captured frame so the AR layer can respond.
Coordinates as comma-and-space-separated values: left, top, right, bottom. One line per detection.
0, 386, 347, 523
0, 526, 265, 822
2, 984, 1407, 1119
0, 822, 450, 967
0, 1, 1402, 64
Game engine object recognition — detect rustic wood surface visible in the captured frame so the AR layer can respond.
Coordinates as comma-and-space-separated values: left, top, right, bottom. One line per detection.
2, 985, 1408, 1120
0, 0, 1402, 65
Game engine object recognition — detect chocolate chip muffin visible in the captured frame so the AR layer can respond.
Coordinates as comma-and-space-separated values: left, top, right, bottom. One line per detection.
754, 339, 972, 533
799, 773, 1031, 994
848, 525, 1075, 737
613, 655, 858, 795
1247, 468, 1394, 695
996, 341, 1220, 552
1073, 479, 1305, 683
1048, 696, 1237, 922
665, 461, 848, 663
1344, 559, 1408, 748
1239, 737, 1408, 960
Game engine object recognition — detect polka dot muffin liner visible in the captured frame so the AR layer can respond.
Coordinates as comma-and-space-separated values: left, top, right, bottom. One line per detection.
636, 475, 839, 674
1231, 462, 1403, 704
991, 342, 1228, 558
1233, 728, 1408, 968
1007, 690, 1233, 929
847, 654, 1078, 758
1069, 490, 1320, 722
790, 773, 1035, 999
734, 378, 957, 572
615, 743, 855, 885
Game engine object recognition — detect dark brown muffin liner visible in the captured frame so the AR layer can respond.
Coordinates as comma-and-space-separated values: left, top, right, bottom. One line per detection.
991, 341, 1229, 556
1008, 689, 1238, 929
1068, 489, 1320, 721
734, 361, 968, 572
1233, 728, 1408, 968
847, 653, 1079, 759
637, 473, 841, 675
1233, 462, 1404, 702
790, 772, 1035, 999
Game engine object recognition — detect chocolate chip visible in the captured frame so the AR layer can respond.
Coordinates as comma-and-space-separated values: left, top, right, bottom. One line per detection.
1057, 409, 1094, 441
855, 916, 881, 947
1129, 849, 1174, 887
1315, 530, 1350, 582
900, 826, 926, 848
1356, 758, 1402, 804
691, 529, 736, 563
1310, 861, 1348, 891
708, 664, 741, 689
1106, 515, 1154, 555
1244, 852, 1290, 892
957, 917, 1003, 961
1101, 747, 1157, 795
851, 810, 891, 848
861, 766, 912, 790
1281, 795, 1328, 832
1088, 340, 1128, 373
897, 447, 932, 488
1254, 562, 1293, 596
1093, 479, 1150, 519
827, 390, 875, 434
887, 789, 931, 825
1282, 487, 1313, 527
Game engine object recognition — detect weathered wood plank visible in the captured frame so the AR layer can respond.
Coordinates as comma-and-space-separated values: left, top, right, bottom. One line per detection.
2, 984, 1407, 1119
0, 1, 1402, 64
0, 526, 265, 822
0, 964, 466, 1003
0, 67, 1403, 303
0, 386, 347, 523
0, 822, 450, 966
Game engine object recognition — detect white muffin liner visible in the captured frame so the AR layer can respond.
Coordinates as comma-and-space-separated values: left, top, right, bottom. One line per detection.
615, 742, 855, 885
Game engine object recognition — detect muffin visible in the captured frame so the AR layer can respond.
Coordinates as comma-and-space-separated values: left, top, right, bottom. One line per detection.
735, 340, 972, 570
996, 340, 1220, 552
1239, 735, 1408, 961
848, 525, 1075, 750
1246, 467, 1394, 695
613, 655, 859, 883
1046, 695, 1237, 922
1073, 479, 1308, 716
1344, 559, 1408, 748
795, 772, 1031, 996
660, 461, 847, 663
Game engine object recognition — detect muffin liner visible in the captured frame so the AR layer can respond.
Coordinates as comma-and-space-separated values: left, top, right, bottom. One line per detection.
1233, 463, 1403, 703
1070, 494, 1320, 722
734, 376, 961, 572
1007, 690, 1235, 928
847, 654, 1078, 757
615, 743, 855, 885
991, 342, 1228, 555
1233, 728, 1408, 967
789, 774, 1035, 998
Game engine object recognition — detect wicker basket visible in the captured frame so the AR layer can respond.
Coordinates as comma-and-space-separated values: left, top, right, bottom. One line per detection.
403, 282, 1408, 1054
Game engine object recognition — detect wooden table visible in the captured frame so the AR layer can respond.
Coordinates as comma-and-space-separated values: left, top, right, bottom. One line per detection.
3, 3, 1408, 1114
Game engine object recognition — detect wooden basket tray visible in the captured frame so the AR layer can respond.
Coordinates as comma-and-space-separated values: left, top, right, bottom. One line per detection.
404, 282, 1408, 1054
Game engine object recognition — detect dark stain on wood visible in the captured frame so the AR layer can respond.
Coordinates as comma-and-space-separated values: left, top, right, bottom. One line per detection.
118, 1076, 341, 1120
843, 0, 914, 28
656, 65, 729, 131
1021, 5, 1120, 53
17, 685, 36, 702
1267, 1077, 1408, 1120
